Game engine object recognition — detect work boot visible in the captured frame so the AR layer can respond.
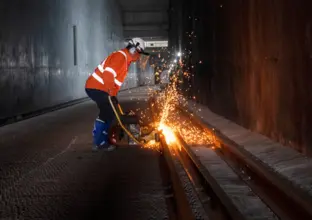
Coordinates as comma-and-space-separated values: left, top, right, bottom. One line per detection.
92, 118, 117, 152
92, 118, 110, 147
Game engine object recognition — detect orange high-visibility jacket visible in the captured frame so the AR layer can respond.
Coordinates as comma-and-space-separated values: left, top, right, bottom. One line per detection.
85, 48, 136, 96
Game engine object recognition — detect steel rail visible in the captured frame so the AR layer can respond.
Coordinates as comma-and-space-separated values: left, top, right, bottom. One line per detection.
178, 106, 312, 220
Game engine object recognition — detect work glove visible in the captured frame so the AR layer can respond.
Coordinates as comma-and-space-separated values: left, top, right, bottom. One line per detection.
110, 96, 119, 105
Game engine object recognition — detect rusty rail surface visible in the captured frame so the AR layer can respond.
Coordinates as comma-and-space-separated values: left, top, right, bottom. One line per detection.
148, 88, 312, 219
177, 105, 312, 220
149, 96, 274, 220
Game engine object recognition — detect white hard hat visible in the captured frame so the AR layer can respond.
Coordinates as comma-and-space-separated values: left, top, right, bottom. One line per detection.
129, 37, 146, 52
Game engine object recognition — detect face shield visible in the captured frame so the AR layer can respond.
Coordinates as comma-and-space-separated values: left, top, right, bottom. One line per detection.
126, 38, 150, 63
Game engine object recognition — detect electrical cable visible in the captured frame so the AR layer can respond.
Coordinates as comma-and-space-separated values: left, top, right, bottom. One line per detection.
108, 96, 144, 145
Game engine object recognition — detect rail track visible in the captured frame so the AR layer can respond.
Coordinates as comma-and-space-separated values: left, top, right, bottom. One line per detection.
150, 97, 312, 220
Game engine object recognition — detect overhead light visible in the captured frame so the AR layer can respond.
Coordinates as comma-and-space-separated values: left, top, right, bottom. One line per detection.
145, 40, 168, 48
174, 59, 177, 63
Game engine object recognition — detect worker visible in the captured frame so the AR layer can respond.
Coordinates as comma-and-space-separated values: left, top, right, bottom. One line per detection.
85, 38, 146, 151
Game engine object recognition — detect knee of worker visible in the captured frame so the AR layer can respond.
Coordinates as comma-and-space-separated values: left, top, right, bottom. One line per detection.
98, 107, 115, 124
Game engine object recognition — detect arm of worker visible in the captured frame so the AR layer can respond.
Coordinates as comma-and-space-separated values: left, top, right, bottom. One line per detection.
112, 54, 128, 91
102, 52, 127, 96
102, 53, 123, 111
113, 52, 141, 92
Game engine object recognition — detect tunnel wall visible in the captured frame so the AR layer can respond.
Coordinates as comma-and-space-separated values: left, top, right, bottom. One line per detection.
0, 0, 133, 119
121, 63, 140, 89
139, 63, 155, 86
122, 58, 155, 89
169, 0, 312, 154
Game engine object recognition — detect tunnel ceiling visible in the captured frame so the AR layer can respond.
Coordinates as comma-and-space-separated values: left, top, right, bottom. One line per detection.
117, 0, 169, 41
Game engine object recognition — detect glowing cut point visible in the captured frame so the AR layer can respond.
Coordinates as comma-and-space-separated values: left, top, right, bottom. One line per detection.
158, 123, 176, 144
177, 52, 182, 57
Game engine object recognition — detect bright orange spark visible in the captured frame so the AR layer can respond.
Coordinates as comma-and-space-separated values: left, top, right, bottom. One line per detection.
158, 123, 176, 144
143, 140, 161, 151
139, 49, 215, 151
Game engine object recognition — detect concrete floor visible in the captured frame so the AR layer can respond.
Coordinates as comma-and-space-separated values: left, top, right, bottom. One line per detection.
0, 97, 168, 219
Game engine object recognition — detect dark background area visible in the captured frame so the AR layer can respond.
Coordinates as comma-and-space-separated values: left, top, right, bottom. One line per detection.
1, 0, 312, 155
169, 0, 312, 155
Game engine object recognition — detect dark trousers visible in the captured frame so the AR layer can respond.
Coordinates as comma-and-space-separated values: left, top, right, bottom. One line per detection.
85, 88, 115, 123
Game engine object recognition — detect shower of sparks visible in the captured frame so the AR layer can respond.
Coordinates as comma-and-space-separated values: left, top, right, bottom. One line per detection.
144, 72, 214, 150
135, 39, 215, 150
154, 79, 214, 146
143, 140, 161, 151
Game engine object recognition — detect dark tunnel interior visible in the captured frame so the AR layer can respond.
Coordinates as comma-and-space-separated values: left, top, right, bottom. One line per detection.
1, 0, 311, 155
1, 0, 312, 219
169, 0, 312, 155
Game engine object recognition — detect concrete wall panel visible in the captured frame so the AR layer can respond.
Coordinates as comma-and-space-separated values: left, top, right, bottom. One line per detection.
0, 0, 125, 119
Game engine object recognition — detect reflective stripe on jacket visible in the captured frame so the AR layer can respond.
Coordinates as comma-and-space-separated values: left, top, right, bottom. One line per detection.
85, 49, 131, 96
